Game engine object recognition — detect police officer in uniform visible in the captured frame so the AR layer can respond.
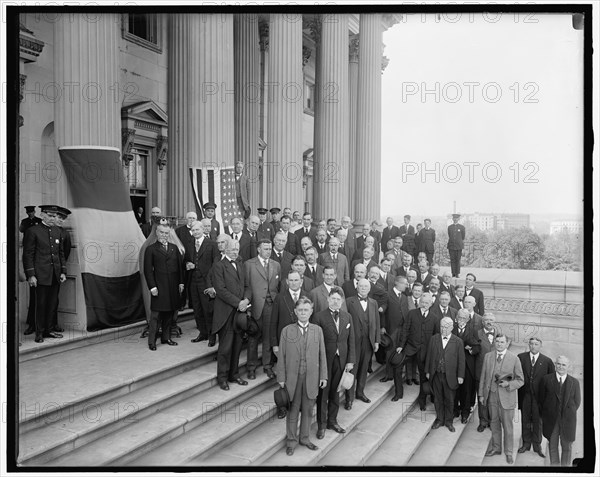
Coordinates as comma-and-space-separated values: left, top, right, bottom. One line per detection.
203, 202, 221, 241
257, 207, 274, 241
447, 213, 466, 278
19, 205, 42, 233
22, 205, 67, 343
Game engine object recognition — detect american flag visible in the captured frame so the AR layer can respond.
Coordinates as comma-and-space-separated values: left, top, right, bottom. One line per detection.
189, 166, 243, 229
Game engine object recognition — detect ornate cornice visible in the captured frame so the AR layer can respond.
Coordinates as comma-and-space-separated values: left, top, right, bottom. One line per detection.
381, 13, 402, 31
485, 298, 583, 317
20, 24, 45, 63
156, 135, 168, 171
259, 21, 269, 52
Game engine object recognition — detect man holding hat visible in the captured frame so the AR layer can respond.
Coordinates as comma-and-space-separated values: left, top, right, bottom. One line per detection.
447, 214, 466, 278
202, 202, 220, 240
310, 287, 355, 439
19, 206, 42, 233
22, 205, 67, 342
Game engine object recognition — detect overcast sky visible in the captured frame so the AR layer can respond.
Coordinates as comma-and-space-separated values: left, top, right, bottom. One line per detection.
381, 12, 584, 218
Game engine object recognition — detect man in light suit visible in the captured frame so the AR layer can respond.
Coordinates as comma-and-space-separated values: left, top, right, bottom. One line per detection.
425, 317, 465, 432
517, 337, 555, 457
475, 313, 501, 431
318, 237, 350, 286
311, 287, 355, 439
244, 239, 281, 380
538, 355, 581, 467
235, 161, 251, 219
345, 279, 380, 407
276, 297, 327, 455
479, 333, 524, 464
212, 240, 250, 390
309, 266, 348, 313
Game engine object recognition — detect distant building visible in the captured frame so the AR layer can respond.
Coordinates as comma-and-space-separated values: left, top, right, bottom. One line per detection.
496, 213, 530, 230
549, 220, 583, 235
453, 212, 530, 232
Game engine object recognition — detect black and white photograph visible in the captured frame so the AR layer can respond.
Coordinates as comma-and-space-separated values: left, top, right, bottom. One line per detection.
2, 0, 597, 474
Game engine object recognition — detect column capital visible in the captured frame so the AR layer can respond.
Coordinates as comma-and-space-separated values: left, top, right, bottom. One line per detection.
349, 34, 359, 62
121, 128, 136, 167
305, 16, 322, 44
381, 55, 390, 73
259, 20, 269, 51
302, 45, 312, 68
382, 13, 403, 31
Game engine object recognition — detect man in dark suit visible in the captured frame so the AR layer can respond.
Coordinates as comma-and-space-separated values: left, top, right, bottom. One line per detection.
452, 309, 481, 423
429, 291, 458, 333
538, 355, 581, 467
447, 213, 466, 278
245, 214, 261, 254
517, 337, 555, 457
294, 212, 318, 243
377, 257, 396, 291
463, 296, 484, 330
141, 206, 162, 238
235, 161, 251, 219
280, 256, 315, 294
355, 223, 380, 261
19, 205, 42, 233
351, 245, 378, 273
399, 292, 436, 409
425, 317, 465, 432
279, 215, 300, 256
475, 313, 501, 432
399, 215, 416, 258
318, 237, 350, 286
479, 333, 524, 464
405, 270, 418, 297
380, 275, 409, 383
465, 273, 485, 315
381, 217, 400, 252
310, 267, 348, 313
420, 219, 436, 265
311, 287, 355, 438
257, 207, 274, 241
212, 239, 250, 390
300, 236, 313, 256
244, 239, 281, 380
271, 271, 308, 353
325, 218, 337, 243
314, 229, 329, 256
345, 279, 380, 407
416, 261, 432, 290
439, 270, 456, 297
144, 224, 185, 350
47, 206, 72, 334
341, 263, 366, 299
271, 231, 294, 279
176, 211, 198, 309
396, 252, 418, 278
337, 229, 355, 263
276, 297, 327, 456
202, 202, 221, 240
353, 235, 376, 262
228, 217, 256, 262
450, 284, 465, 311
304, 247, 324, 287
22, 205, 67, 343
367, 267, 389, 315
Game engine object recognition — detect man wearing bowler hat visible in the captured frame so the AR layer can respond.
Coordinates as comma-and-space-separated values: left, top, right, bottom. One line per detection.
22, 205, 67, 343
447, 213, 466, 278
310, 287, 355, 439
202, 202, 220, 241
276, 296, 327, 456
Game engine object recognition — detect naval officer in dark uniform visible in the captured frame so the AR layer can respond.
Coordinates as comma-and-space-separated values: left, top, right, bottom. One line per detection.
19, 205, 42, 233
447, 213, 466, 278
22, 205, 67, 342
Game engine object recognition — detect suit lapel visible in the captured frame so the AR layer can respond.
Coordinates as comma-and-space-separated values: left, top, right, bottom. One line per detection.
255, 259, 267, 280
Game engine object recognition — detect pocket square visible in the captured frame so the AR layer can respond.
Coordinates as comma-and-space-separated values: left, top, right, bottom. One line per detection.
346, 323, 351, 329
276, 275, 279, 279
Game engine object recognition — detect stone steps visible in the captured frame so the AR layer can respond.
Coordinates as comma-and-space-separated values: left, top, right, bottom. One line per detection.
198, 363, 390, 467
45, 358, 267, 466
19, 319, 209, 435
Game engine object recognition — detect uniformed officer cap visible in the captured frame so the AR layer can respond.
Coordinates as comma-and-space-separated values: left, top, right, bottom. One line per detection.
25, 206, 36, 212
203, 202, 217, 210
39, 204, 60, 214
270, 207, 281, 214
452, 213, 461, 219
56, 206, 72, 218
257, 207, 268, 214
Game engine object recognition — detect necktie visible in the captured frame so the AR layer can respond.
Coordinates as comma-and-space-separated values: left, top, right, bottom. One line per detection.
298, 324, 307, 335
230, 260, 237, 270
163, 242, 168, 251
459, 327, 464, 335
195, 239, 201, 252
559, 376, 563, 388
204, 234, 209, 239
264, 259, 270, 277
305, 228, 308, 234
531, 355, 536, 367
443, 336, 448, 340
332, 311, 339, 332
310, 266, 315, 277
414, 299, 418, 308
293, 292, 298, 303
359, 297, 367, 302
422, 310, 427, 318
234, 234, 239, 241
443, 307, 447, 315
497, 354, 502, 364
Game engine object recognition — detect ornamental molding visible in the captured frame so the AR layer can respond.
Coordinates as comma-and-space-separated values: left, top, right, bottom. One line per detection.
259, 21, 269, 52
121, 128, 136, 167
156, 135, 168, 170
381, 56, 390, 73
20, 23, 45, 63
302, 46, 312, 68
485, 298, 583, 317
349, 34, 359, 62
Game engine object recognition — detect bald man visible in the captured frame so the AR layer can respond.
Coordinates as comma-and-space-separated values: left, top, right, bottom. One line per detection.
141, 207, 162, 238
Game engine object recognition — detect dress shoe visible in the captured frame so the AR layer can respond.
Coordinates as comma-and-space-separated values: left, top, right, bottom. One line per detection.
161, 339, 178, 346
518, 445, 530, 454
191, 334, 207, 343
506, 454, 514, 464
485, 450, 501, 457
43, 332, 63, 338
405, 379, 412, 385
326, 423, 346, 434
228, 377, 248, 386
286, 447, 294, 456
208, 336, 216, 347
34, 335, 44, 343
149, 344, 157, 351
379, 377, 392, 383
419, 402, 426, 411
344, 401, 353, 411
51, 325, 64, 332
412, 378, 420, 385
432, 419, 442, 429
219, 382, 230, 391
248, 370, 256, 380
317, 428, 325, 439
24, 326, 35, 335
367, 366, 373, 374
477, 424, 488, 432
535, 449, 546, 458
277, 408, 287, 419
461, 416, 469, 424
453, 410, 460, 419
300, 441, 318, 451
391, 394, 403, 401
447, 424, 456, 432
140, 328, 149, 338
265, 369, 276, 379
356, 394, 371, 404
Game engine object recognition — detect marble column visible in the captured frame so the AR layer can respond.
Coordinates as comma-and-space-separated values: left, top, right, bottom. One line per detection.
265, 13, 304, 212
54, 14, 120, 148
167, 14, 190, 217
234, 14, 260, 211
258, 20, 270, 209
188, 14, 235, 199
348, 34, 359, 222
354, 14, 382, 225
313, 14, 350, 222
